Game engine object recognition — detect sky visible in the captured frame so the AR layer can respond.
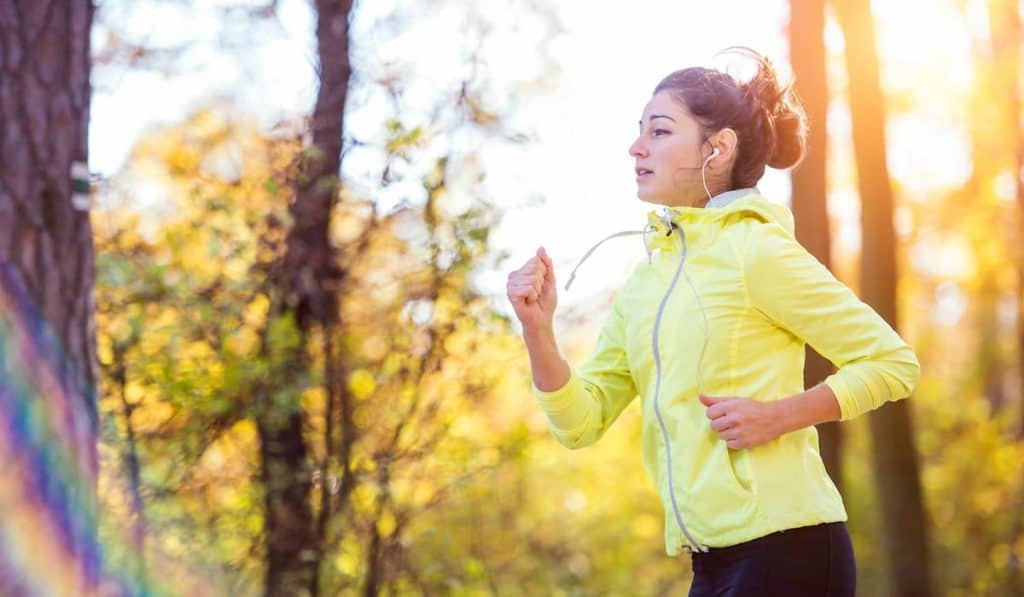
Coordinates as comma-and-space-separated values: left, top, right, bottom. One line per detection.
89, 0, 980, 330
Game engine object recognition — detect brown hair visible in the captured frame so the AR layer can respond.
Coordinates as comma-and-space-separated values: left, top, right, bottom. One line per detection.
653, 48, 807, 189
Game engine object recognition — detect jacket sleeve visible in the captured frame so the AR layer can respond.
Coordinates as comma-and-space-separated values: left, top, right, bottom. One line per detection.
531, 294, 638, 449
744, 223, 921, 421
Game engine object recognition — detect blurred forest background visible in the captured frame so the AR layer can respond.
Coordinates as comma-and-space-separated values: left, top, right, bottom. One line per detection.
2, 0, 1023, 595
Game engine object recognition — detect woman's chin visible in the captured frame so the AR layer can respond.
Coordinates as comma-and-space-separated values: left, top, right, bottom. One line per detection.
636, 192, 669, 207
636, 188, 658, 203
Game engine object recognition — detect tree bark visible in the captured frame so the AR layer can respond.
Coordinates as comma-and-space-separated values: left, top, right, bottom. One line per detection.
0, 0, 98, 592
114, 352, 148, 590
789, 0, 843, 493
260, 1, 353, 595
832, 0, 932, 595
970, 0, 1015, 416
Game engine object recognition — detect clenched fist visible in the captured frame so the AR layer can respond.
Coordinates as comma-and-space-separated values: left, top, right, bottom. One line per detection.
506, 247, 558, 331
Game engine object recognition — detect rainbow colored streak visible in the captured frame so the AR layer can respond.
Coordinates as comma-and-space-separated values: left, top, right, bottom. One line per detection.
0, 262, 106, 595
0, 263, 223, 596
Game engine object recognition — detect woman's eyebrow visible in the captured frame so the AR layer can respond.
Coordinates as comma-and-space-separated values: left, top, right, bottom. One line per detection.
638, 114, 677, 127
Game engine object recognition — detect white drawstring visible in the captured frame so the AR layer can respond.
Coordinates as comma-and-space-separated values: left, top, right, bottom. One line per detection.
564, 226, 655, 292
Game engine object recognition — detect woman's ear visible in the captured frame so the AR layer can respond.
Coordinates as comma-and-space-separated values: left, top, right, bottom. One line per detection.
708, 128, 739, 164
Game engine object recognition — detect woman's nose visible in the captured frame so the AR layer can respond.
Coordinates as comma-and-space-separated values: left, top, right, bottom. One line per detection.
629, 136, 647, 158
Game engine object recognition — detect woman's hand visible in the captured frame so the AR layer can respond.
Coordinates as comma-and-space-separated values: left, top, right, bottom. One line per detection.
701, 385, 843, 449
506, 247, 558, 332
699, 394, 785, 449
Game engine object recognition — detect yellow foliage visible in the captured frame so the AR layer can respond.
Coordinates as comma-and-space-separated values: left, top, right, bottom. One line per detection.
224, 327, 260, 358
122, 381, 148, 406
300, 386, 326, 413
631, 513, 660, 539
348, 369, 376, 400
97, 334, 115, 367
334, 535, 362, 577
377, 509, 397, 536
130, 400, 174, 434
242, 294, 270, 328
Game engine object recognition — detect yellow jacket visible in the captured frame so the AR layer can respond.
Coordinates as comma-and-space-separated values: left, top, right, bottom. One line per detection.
533, 189, 920, 555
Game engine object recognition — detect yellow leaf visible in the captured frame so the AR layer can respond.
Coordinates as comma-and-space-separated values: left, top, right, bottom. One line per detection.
348, 369, 376, 400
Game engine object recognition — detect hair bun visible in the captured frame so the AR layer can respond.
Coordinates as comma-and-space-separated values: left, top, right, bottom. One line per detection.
766, 104, 806, 169
731, 49, 807, 170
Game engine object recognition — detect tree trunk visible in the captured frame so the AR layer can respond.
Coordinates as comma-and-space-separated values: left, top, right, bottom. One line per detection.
832, 0, 932, 595
362, 462, 389, 597
970, 0, 1016, 416
261, 1, 353, 595
789, 0, 843, 493
0, 0, 98, 593
114, 354, 148, 590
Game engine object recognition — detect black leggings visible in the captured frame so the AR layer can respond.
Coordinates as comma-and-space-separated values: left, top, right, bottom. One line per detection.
688, 522, 856, 597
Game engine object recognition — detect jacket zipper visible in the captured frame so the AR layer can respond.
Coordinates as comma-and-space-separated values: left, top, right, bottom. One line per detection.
651, 223, 707, 553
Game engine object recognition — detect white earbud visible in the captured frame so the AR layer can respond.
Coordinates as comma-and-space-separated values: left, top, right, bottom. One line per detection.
704, 147, 720, 165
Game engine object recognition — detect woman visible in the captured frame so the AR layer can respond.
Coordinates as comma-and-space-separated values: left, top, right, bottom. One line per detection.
505, 48, 920, 597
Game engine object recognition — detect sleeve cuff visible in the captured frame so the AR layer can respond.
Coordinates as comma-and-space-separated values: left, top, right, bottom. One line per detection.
824, 374, 858, 421
531, 371, 581, 412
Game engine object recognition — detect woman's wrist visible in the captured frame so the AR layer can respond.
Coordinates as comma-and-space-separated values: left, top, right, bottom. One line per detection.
521, 323, 569, 392
771, 397, 799, 437
521, 321, 554, 342
774, 383, 842, 435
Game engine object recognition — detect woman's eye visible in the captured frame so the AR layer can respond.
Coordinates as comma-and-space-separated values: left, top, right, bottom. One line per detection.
653, 129, 670, 136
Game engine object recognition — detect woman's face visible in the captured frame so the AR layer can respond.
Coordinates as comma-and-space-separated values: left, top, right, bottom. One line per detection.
629, 91, 710, 207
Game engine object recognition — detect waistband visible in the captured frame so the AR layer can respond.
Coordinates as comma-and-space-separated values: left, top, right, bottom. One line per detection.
690, 522, 847, 567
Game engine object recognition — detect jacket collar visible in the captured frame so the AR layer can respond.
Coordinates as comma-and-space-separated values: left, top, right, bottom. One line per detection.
565, 188, 790, 290
645, 188, 760, 248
